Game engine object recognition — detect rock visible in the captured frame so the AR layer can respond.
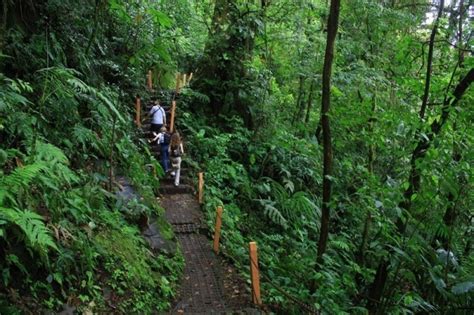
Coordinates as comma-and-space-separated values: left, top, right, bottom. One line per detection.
142, 222, 177, 256
57, 304, 75, 315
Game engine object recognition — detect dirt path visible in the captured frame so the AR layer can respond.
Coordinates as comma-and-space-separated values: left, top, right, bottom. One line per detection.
159, 183, 257, 314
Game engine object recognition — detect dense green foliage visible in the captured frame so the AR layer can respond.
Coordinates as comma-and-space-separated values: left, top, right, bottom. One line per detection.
176, 0, 473, 314
1, 0, 473, 314
0, 0, 183, 313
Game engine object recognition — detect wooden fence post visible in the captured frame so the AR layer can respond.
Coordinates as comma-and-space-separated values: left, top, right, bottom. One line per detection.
213, 206, 223, 254
175, 73, 181, 94
188, 72, 193, 85
147, 70, 153, 90
198, 172, 204, 204
182, 73, 187, 87
135, 96, 141, 127
249, 242, 262, 305
169, 100, 176, 133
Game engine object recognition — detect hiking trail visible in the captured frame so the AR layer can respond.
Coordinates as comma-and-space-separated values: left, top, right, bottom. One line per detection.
141, 99, 259, 314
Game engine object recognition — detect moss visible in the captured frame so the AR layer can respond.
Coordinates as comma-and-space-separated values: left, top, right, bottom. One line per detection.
95, 226, 158, 287
155, 215, 174, 240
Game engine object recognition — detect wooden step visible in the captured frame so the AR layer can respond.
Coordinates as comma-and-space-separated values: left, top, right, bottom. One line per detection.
161, 176, 191, 185
150, 144, 161, 153
159, 184, 194, 195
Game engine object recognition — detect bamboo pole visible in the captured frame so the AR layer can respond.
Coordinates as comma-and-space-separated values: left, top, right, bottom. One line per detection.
169, 100, 176, 133
135, 96, 141, 127
198, 172, 204, 204
213, 206, 223, 254
147, 70, 153, 90
249, 242, 262, 305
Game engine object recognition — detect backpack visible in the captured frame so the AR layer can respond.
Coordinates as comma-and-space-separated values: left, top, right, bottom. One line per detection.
162, 133, 171, 145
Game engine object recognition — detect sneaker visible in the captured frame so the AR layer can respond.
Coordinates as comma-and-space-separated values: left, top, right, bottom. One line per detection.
174, 183, 179, 187
171, 171, 176, 176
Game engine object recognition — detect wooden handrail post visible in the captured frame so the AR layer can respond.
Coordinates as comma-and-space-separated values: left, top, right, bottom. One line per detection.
198, 172, 204, 204
182, 73, 187, 87
175, 73, 181, 94
188, 72, 193, 85
213, 206, 223, 254
147, 70, 153, 90
135, 96, 141, 127
170, 100, 176, 133
249, 242, 262, 305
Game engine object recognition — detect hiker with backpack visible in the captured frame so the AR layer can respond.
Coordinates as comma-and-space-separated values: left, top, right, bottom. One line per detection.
148, 99, 166, 132
149, 126, 171, 173
169, 132, 184, 186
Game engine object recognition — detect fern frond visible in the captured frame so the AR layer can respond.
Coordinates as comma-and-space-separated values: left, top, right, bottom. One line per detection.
73, 125, 99, 150
32, 141, 68, 164
1, 163, 46, 192
1, 207, 58, 251
0, 190, 16, 207
256, 199, 288, 229
183, 89, 210, 104
259, 177, 289, 203
282, 191, 320, 221
0, 75, 32, 111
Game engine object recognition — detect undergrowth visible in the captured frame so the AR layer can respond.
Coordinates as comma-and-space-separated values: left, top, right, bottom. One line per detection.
0, 69, 183, 313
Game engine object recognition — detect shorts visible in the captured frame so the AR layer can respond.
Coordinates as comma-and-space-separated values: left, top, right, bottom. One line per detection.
150, 123, 163, 132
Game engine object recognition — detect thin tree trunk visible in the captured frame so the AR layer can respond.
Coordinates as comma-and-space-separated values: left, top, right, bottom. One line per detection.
315, 116, 322, 143
368, 68, 474, 311
402, 68, 473, 219
438, 0, 465, 249
458, 0, 464, 66
292, 75, 306, 124
315, 0, 341, 270
419, 0, 445, 119
0, 4, 6, 51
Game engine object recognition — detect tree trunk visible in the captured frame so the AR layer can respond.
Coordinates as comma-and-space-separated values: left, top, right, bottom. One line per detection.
292, 74, 306, 124
315, 0, 341, 270
368, 4, 472, 304
419, 0, 445, 119
368, 68, 474, 312
438, 0, 465, 249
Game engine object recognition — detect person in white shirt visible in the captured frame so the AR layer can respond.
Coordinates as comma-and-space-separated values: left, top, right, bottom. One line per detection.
149, 127, 171, 173
169, 132, 184, 186
149, 100, 166, 132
